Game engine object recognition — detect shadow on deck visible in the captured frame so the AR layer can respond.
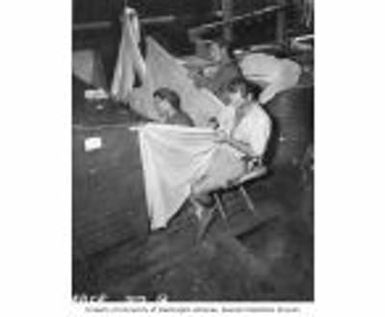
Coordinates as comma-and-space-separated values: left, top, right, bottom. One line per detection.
74, 165, 313, 301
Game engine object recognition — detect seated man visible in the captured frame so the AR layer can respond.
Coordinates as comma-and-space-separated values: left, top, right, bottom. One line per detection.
190, 78, 272, 235
153, 87, 194, 126
191, 39, 243, 103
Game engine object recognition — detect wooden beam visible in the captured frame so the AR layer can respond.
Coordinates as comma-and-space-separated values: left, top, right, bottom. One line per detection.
189, 4, 286, 39
73, 21, 112, 32
73, 15, 177, 32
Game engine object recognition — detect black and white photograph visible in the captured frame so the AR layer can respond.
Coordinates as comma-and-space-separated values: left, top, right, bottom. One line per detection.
72, 0, 314, 303
4, 0, 385, 316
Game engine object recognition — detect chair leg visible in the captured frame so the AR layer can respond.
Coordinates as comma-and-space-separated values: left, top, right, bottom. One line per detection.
196, 205, 216, 242
239, 185, 258, 217
213, 192, 228, 225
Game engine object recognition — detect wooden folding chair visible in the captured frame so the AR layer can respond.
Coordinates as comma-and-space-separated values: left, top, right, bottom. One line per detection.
197, 157, 268, 240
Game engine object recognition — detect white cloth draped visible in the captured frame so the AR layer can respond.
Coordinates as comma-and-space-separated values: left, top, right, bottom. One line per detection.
137, 123, 218, 230
130, 37, 224, 126
137, 103, 271, 230
240, 53, 301, 104
110, 7, 146, 102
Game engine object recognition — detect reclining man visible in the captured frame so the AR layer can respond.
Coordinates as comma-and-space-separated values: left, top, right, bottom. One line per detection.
191, 39, 243, 104
153, 87, 194, 127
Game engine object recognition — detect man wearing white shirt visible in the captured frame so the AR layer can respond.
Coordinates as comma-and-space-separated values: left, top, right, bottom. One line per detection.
191, 78, 272, 234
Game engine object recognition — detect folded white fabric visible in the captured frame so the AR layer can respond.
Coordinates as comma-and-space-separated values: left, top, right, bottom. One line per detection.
110, 7, 146, 102
137, 123, 218, 230
240, 53, 302, 104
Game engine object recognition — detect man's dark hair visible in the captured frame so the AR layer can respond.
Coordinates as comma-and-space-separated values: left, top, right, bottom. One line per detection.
153, 87, 181, 111
227, 77, 262, 100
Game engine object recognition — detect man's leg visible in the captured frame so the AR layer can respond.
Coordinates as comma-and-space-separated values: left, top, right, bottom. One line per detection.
190, 150, 246, 239
190, 175, 220, 220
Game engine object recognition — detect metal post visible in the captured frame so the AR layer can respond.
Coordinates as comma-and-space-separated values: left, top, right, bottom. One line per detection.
222, 0, 233, 43
239, 185, 258, 218
276, 0, 286, 44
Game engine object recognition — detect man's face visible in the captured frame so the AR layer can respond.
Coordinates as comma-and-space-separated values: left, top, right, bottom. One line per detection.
154, 96, 171, 117
227, 89, 243, 106
209, 43, 223, 63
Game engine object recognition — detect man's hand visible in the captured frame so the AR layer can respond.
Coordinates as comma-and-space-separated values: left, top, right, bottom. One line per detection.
214, 132, 255, 157
214, 130, 230, 144
188, 70, 209, 88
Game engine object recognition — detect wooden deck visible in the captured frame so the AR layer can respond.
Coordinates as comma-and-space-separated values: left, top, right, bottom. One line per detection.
73, 165, 313, 301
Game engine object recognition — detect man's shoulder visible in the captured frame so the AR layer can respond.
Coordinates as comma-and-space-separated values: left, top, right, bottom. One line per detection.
249, 103, 271, 122
172, 111, 194, 127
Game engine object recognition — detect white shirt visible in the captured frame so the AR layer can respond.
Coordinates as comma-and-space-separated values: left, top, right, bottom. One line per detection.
240, 53, 301, 104
232, 103, 272, 157
217, 106, 235, 135
217, 102, 272, 158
